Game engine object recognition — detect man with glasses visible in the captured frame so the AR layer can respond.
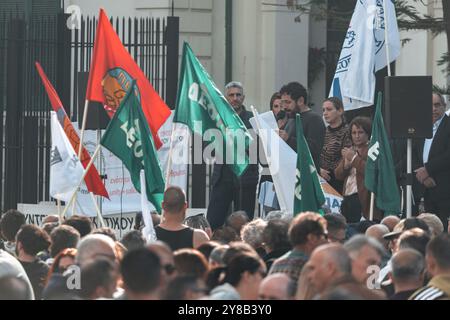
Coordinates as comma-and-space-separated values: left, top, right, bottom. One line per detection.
413, 92, 450, 229
207, 81, 259, 230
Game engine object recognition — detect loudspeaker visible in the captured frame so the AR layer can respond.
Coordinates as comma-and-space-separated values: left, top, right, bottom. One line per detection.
385, 76, 433, 139
77, 72, 110, 130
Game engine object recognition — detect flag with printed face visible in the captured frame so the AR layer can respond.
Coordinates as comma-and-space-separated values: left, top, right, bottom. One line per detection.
329, 0, 400, 111
86, 9, 171, 149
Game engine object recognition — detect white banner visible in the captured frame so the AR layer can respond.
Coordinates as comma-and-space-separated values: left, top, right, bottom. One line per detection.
67, 112, 188, 216
251, 111, 343, 215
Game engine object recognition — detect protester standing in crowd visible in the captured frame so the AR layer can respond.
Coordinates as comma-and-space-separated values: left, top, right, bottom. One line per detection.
412, 93, 450, 228
278, 82, 325, 169
207, 252, 266, 300
269, 212, 328, 283
207, 82, 259, 230
335, 116, 382, 222
320, 97, 351, 193
156, 187, 209, 251
16, 225, 51, 300
0, 209, 26, 257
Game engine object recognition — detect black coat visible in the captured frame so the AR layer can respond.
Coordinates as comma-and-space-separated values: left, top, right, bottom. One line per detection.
211, 107, 259, 187
412, 115, 450, 201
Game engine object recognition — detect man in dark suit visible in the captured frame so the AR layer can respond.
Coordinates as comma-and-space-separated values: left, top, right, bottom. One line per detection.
413, 93, 450, 228
206, 82, 259, 230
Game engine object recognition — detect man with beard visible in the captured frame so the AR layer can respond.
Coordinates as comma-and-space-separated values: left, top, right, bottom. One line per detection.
278, 82, 325, 169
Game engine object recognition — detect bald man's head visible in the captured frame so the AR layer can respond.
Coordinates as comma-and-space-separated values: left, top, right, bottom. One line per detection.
163, 186, 186, 214
366, 224, 390, 249
76, 234, 117, 267
307, 244, 352, 294
391, 249, 424, 284
381, 216, 401, 232
258, 273, 294, 300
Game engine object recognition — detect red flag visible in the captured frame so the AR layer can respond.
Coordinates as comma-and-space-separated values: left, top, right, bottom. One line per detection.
35, 62, 109, 199
86, 8, 171, 149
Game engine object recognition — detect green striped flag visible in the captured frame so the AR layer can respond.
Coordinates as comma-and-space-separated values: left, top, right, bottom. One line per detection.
294, 114, 325, 215
100, 82, 165, 213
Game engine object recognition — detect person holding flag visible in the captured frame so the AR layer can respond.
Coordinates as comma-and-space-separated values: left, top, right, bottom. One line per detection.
173, 42, 254, 230
86, 8, 171, 149
365, 93, 401, 219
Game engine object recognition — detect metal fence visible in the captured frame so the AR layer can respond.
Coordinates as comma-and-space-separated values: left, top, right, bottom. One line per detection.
0, 12, 179, 212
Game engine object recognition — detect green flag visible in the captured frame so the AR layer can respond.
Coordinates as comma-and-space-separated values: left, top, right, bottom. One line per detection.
365, 93, 401, 215
294, 114, 325, 215
173, 42, 252, 176
100, 82, 165, 213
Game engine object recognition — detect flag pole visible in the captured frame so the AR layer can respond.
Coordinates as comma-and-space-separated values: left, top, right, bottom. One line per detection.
383, 0, 392, 77
72, 99, 91, 207
60, 144, 102, 219
250, 106, 289, 215
165, 124, 176, 189
140, 170, 157, 244
57, 199, 61, 216
78, 100, 90, 157
89, 192, 105, 227
370, 0, 394, 221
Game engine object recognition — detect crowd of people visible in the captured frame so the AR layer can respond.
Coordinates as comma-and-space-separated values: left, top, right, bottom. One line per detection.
0, 197, 449, 300
0, 80, 449, 300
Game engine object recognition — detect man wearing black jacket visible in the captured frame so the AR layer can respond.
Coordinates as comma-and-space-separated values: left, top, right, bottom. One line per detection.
206, 82, 259, 230
278, 82, 325, 170
412, 93, 450, 228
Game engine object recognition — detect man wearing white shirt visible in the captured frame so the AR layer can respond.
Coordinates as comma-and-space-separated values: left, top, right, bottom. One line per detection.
413, 93, 450, 228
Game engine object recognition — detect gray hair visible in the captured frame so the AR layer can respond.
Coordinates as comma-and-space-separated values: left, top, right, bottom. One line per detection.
318, 244, 352, 276
264, 210, 293, 223
225, 81, 244, 93
391, 249, 425, 282
344, 235, 386, 259
209, 245, 230, 266
433, 92, 446, 107
417, 213, 444, 238
240, 219, 267, 249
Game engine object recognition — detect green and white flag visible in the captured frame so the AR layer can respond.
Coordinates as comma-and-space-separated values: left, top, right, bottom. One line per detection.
100, 82, 165, 213
173, 42, 252, 176
365, 93, 400, 215
294, 114, 325, 215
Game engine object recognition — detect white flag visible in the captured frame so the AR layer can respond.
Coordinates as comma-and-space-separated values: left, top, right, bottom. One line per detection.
140, 170, 157, 244
329, 0, 400, 111
49, 112, 85, 202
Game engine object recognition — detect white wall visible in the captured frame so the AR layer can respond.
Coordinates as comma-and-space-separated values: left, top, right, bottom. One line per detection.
395, 0, 448, 88
232, 0, 309, 111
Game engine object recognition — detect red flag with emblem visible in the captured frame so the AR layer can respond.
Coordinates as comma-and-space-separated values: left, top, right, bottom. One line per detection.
85, 8, 171, 149
35, 62, 109, 199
